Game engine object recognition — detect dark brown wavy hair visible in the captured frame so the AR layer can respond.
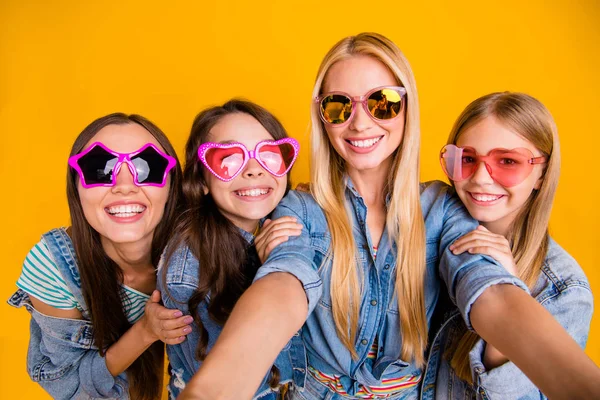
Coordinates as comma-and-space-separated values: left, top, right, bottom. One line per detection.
163, 99, 292, 388
66, 113, 183, 399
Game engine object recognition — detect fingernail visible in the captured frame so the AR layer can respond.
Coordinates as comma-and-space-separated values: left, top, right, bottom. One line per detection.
173, 311, 183, 317
452, 249, 458, 254
179, 336, 186, 341
449, 245, 455, 250
184, 316, 194, 323
183, 326, 192, 333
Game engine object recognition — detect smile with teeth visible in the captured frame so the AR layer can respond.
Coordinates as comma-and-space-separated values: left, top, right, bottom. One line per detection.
235, 188, 270, 197
347, 136, 383, 148
470, 193, 504, 202
106, 204, 146, 217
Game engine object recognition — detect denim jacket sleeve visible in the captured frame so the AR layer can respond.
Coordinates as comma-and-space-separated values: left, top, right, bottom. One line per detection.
253, 190, 324, 315
424, 182, 530, 330
468, 279, 594, 399
8, 289, 128, 400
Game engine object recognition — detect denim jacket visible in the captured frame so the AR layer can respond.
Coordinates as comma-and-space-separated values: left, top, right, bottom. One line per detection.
157, 228, 307, 399
420, 238, 594, 400
7, 228, 130, 400
254, 181, 529, 399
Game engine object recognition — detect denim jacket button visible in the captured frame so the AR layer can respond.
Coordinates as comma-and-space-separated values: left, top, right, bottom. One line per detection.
361, 339, 368, 345
384, 264, 390, 270
370, 300, 377, 306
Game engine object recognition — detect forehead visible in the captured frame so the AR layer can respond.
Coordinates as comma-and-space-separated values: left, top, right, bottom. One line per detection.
457, 116, 540, 155
208, 113, 274, 147
85, 123, 163, 153
323, 55, 398, 95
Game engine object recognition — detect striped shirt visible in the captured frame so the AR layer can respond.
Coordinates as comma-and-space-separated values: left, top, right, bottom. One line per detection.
308, 340, 422, 398
17, 239, 150, 324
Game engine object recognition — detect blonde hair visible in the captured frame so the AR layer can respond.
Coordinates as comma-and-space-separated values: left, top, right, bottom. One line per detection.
310, 33, 428, 365
446, 92, 560, 383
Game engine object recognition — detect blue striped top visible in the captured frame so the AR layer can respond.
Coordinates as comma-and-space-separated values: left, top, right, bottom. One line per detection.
17, 239, 150, 323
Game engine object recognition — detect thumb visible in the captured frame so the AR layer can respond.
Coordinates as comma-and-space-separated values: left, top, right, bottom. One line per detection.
477, 225, 489, 232
150, 290, 161, 303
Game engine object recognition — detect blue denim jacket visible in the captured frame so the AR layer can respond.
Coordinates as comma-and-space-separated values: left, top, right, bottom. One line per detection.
254, 181, 529, 399
420, 238, 594, 400
7, 228, 130, 399
157, 228, 307, 399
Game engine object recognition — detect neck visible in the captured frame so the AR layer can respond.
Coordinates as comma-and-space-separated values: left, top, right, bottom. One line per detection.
480, 213, 517, 238
346, 163, 389, 207
101, 235, 154, 273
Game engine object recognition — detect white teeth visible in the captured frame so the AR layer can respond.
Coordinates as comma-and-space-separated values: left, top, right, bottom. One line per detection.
236, 188, 269, 197
107, 204, 146, 216
471, 194, 502, 202
349, 137, 382, 148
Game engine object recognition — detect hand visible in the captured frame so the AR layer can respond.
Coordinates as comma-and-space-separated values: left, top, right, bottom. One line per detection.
449, 225, 517, 276
139, 290, 194, 345
255, 217, 303, 263
295, 182, 311, 193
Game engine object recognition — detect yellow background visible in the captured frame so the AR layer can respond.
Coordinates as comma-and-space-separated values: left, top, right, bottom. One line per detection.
1, 1, 598, 398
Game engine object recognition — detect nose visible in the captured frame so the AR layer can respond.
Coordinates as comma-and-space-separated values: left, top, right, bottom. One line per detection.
111, 162, 139, 194
348, 102, 373, 132
242, 158, 265, 179
470, 161, 494, 185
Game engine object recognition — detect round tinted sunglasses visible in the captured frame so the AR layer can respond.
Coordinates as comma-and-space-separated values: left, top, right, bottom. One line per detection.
68, 142, 177, 188
315, 86, 407, 126
440, 144, 547, 188
198, 138, 300, 182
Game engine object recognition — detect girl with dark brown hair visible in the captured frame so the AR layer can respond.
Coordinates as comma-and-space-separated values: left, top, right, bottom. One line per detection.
9, 113, 191, 399
158, 99, 306, 399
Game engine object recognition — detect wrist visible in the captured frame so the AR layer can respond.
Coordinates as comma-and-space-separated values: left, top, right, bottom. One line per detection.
134, 316, 158, 346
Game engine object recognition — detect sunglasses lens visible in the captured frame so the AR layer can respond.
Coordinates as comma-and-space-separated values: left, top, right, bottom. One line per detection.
204, 146, 245, 180
440, 145, 466, 181
367, 88, 403, 121
258, 143, 296, 175
487, 149, 534, 187
130, 146, 170, 185
320, 94, 352, 124
76, 145, 119, 185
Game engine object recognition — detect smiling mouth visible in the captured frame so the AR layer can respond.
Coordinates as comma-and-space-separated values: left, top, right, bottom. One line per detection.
105, 204, 147, 218
234, 188, 271, 197
345, 136, 383, 148
469, 193, 504, 202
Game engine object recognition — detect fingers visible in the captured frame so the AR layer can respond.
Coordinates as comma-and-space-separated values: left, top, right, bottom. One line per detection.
450, 227, 510, 255
255, 217, 302, 245
295, 182, 311, 192
160, 320, 195, 345
160, 315, 195, 331
463, 245, 518, 276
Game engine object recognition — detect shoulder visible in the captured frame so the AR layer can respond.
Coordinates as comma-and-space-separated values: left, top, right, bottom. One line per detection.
538, 238, 591, 293
273, 190, 324, 225
159, 242, 200, 288
419, 180, 457, 208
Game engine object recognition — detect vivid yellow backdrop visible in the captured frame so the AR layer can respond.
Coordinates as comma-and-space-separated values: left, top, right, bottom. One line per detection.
1, 1, 598, 399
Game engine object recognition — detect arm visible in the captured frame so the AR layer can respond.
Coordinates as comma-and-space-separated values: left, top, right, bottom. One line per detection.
179, 272, 307, 400
469, 285, 596, 399
27, 292, 192, 399
434, 188, 600, 398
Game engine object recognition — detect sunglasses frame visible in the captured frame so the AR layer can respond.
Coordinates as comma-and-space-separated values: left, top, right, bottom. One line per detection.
315, 85, 407, 126
197, 138, 300, 182
68, 142, 177, 188
440, 144, 547, 187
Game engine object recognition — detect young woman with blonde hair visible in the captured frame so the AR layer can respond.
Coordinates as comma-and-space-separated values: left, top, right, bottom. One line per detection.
421, 92, 593, 399
178, 33, 600, 400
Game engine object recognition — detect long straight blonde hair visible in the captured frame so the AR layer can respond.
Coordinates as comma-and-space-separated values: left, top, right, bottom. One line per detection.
310, 33, 428, 366
446, 92, 560, 383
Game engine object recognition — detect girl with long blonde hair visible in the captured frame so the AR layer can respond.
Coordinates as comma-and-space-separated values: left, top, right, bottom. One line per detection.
177, 33, 600, 400
422, 92, 593, 399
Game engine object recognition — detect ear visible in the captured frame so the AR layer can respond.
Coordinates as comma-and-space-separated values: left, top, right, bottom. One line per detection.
203, 185, 209, 195
534, 175, 544, 190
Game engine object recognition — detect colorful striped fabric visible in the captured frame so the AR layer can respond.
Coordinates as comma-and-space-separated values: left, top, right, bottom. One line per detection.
308, 340, 421, 398
17, 238, 149, 324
